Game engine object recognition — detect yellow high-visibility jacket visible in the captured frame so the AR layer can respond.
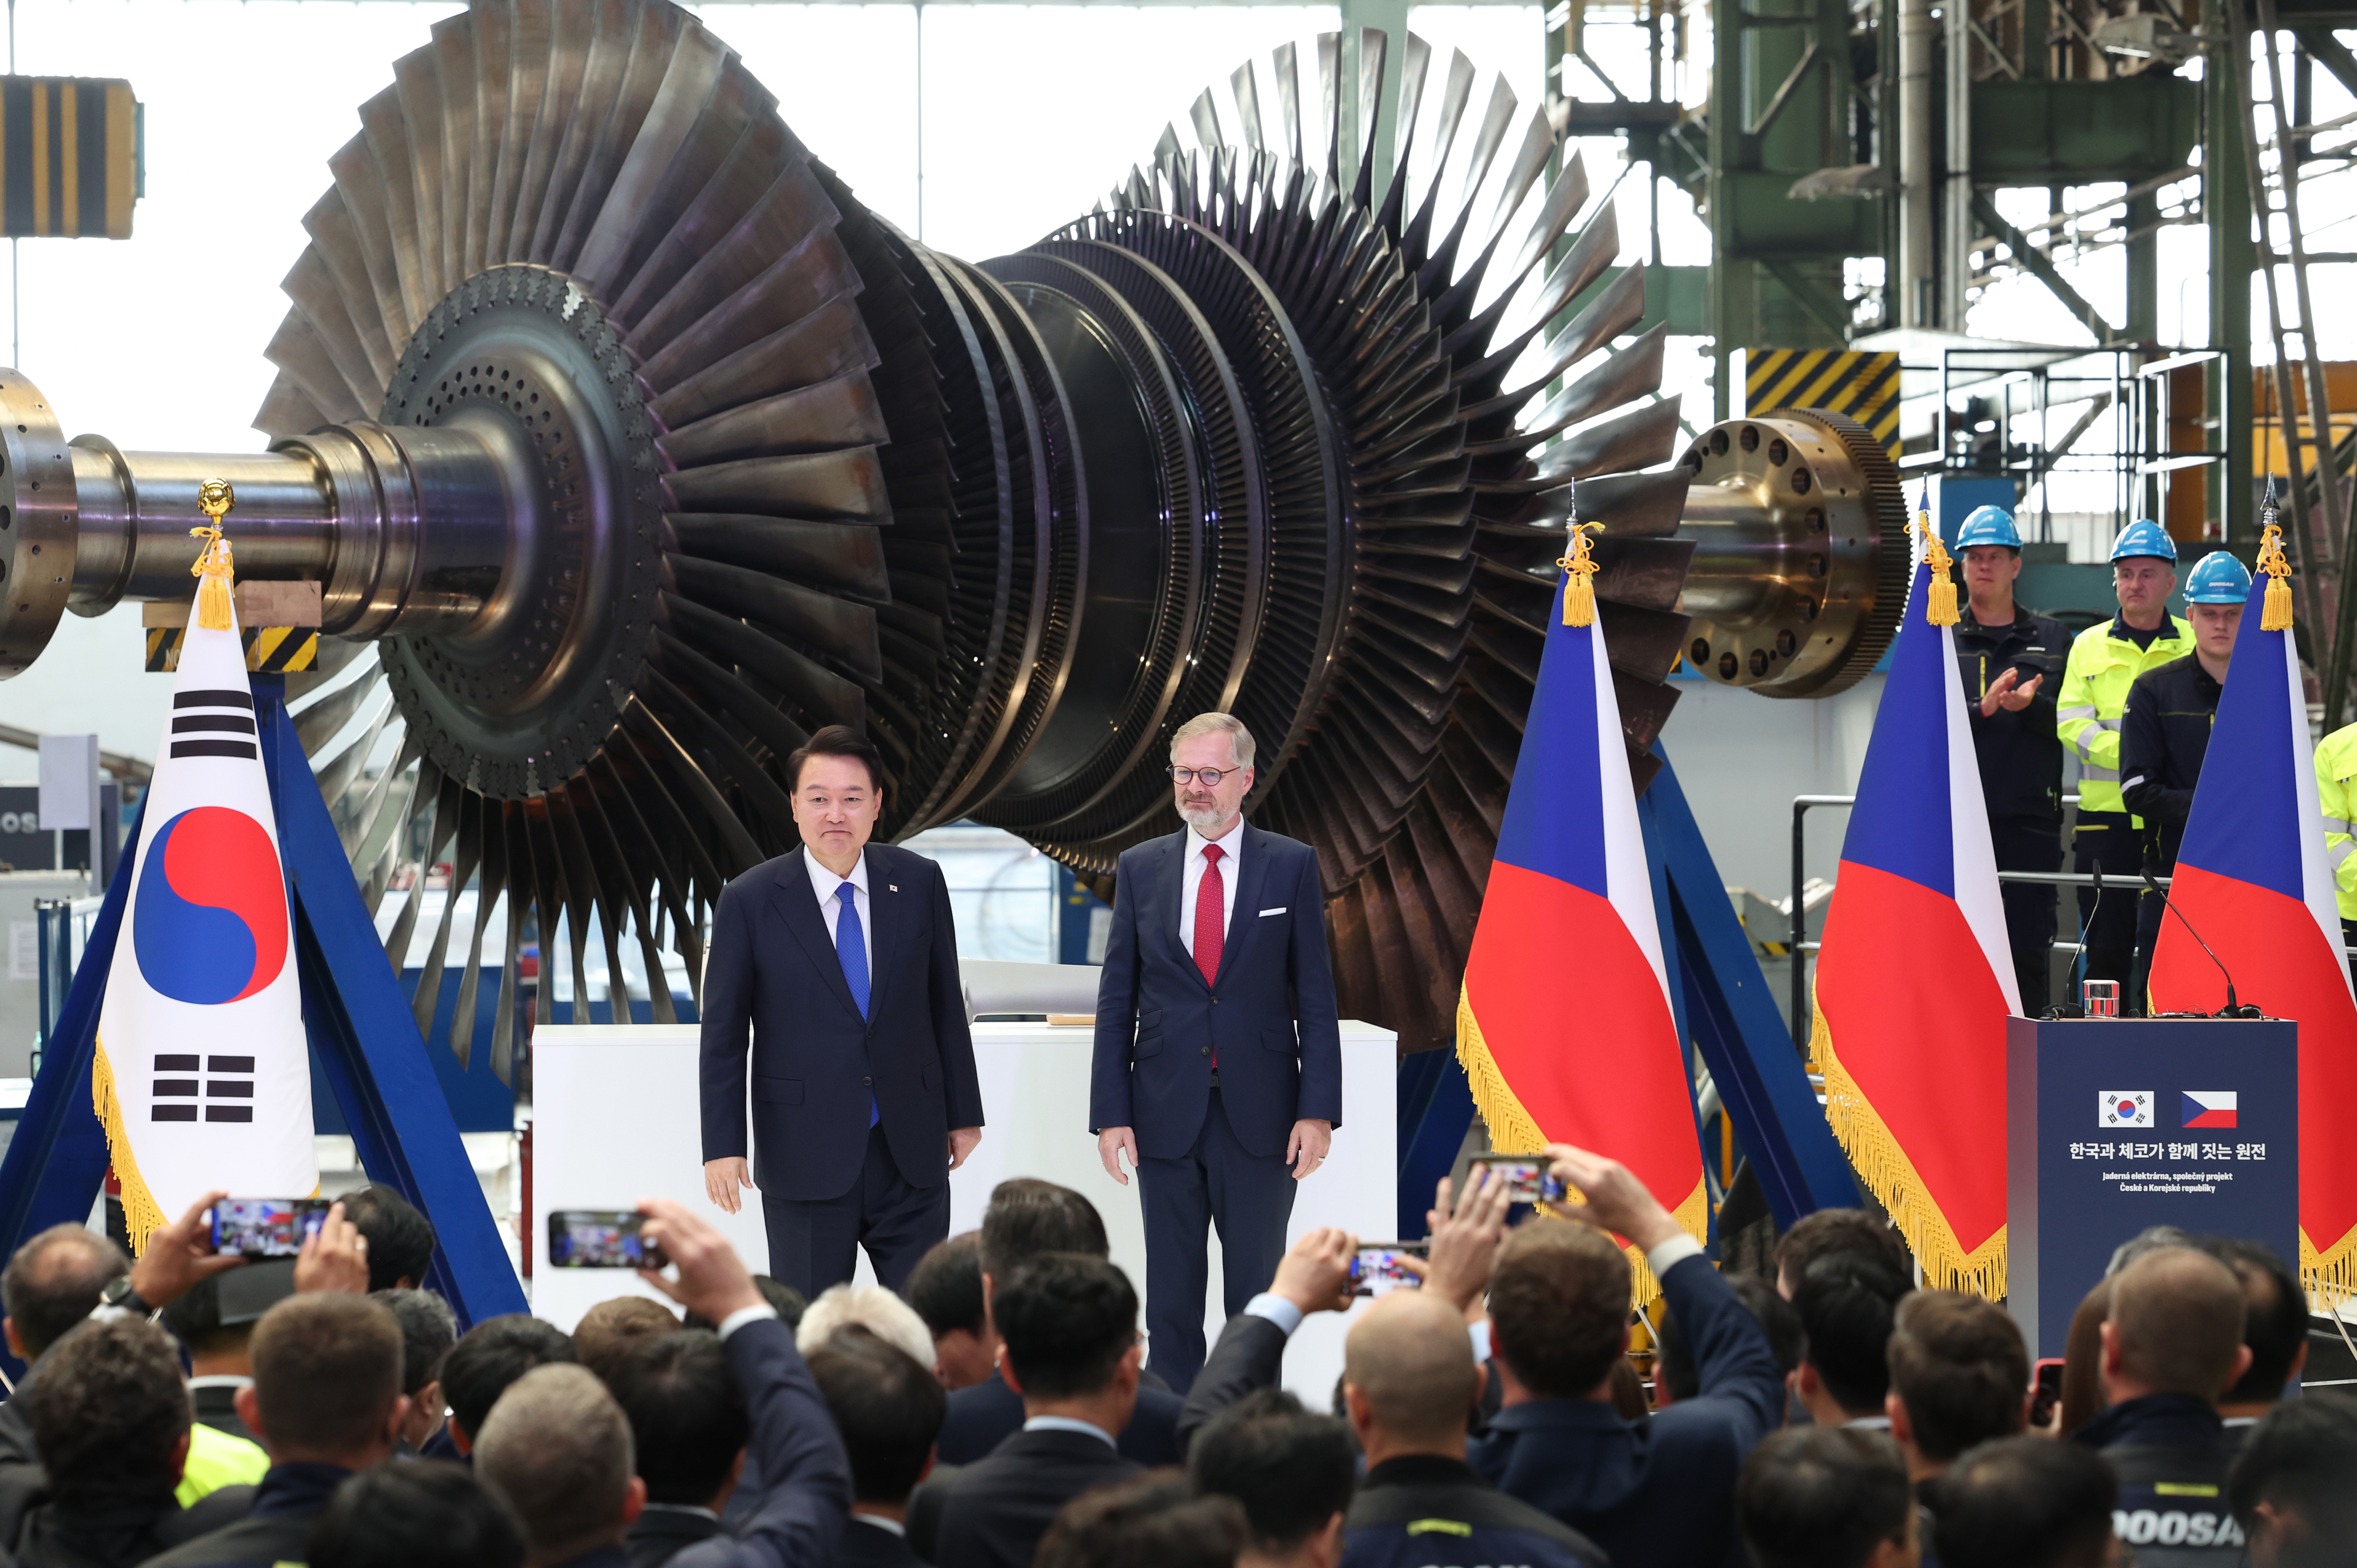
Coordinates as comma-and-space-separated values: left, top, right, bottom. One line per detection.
2056, 614, 2194, 818
2316, 721, 2357, 923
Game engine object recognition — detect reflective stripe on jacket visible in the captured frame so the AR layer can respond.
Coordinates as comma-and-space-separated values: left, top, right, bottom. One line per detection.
2317, 722, 2357, 922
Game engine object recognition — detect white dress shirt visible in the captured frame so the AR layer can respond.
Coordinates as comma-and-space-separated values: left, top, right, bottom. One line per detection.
1180, 821, 1243, 958
807, 848, 873, 988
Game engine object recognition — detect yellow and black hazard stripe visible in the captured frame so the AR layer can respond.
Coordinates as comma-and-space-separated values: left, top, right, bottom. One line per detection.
1745, 349, 1900, 458
0, 77, 139, 239
146, 626, 318, 674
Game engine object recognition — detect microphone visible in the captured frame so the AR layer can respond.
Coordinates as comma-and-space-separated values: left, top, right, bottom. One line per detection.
2141, 868, 2253, 1018
2059, 860, 2104, 1019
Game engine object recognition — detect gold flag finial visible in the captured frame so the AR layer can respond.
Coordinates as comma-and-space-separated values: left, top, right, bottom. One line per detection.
1912, 488, 1958, 626
190, 480, 236, 632
2258, 477, 2294, 632
1559, 519, 1604, 628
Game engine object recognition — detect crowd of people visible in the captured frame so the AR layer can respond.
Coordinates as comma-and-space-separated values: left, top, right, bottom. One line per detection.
0, 1147, 2344, 1568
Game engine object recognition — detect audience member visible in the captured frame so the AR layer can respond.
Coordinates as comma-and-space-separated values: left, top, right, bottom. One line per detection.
0, 1224, 137, 1464
2226, 1392, 2357, 1567
440, 1315, 581, 1456
1774, 1209, 1910, 1298
576, 1298, 683, 1385
337, 1187, 438, 1293
1930, 1437, 2117, 1568
1034, 1471, 1244, 1568
372, 1288, 458, 1453
922, 1253, 1147, 1568
479, 1199, 851, 1568
609, 1332, 748, 1567
1338, 1289, 1605, 1568
161, 1265, 298, 1445
1656, 1275, 1801, 1407
2073, 1245, 2249, 1563
142, 1291, 409, 1567
2051, 1279, 2110, 1438
0, 1315, 250, 1567
1789, 1254, 1911, 1428
1474, 1147, 1782, 1568
2206, 1239, 2306, 1431
684, 1277, 808, 1335
904, 1234, 995, 1391
1883, 1291, 2027, 1486
806, 1329, 947, 1567
1189, 1389, 1354, 1568
306, 1461, 525, 1568
1736, 1427, 1916, 1568
794, 1286, 935, 1372
936, 1179, 1183, 1466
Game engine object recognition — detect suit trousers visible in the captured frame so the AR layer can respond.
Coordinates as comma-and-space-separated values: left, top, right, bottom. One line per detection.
1993, 814, 2061, 1015
762, 1123, 948, 1298
2072, 812, 2141, 991
1137, 1088, 1295, 1395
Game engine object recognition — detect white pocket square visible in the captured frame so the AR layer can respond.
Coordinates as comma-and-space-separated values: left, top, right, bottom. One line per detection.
1260, 906, 1286, 916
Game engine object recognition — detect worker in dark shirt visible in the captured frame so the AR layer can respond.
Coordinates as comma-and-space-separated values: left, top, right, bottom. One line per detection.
2119, 549, 2251, 1012
1950, 504, 2070, 1013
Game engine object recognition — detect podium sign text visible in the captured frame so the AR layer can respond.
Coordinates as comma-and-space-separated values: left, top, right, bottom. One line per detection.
2006, 1016, 2298, 1357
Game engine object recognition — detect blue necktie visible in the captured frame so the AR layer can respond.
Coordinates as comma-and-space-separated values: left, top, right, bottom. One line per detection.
836, 882, 877, 1127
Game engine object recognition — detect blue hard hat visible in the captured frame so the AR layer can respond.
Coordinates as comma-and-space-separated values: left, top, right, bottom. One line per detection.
2110, 519, 2178, 563
2183, 551, 2253, 605
1954, 504, 2021, 550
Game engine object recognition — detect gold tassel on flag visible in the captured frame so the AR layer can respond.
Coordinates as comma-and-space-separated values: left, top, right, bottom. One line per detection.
1912, 511, 1959, 626
2258, 480, 2294, 632
1559, 520, 1603, 627
191, 479, 236, 632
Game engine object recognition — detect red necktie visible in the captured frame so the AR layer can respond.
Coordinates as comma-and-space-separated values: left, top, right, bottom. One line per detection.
1195, 844, 1225, 987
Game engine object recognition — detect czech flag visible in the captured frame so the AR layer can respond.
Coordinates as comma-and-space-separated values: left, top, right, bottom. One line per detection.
2147, 552, 2357, 1293
93, 523, 316, 1250
2181, 1091, 2237, 1130
1810, 527, 2016, 1296
1457, 565, 1706, 1297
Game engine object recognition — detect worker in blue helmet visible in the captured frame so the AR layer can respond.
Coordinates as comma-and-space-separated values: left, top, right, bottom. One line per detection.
2118, 549, 2252, 1006
2057, 520, 2191, 1009
1950, 501, 2071, 1012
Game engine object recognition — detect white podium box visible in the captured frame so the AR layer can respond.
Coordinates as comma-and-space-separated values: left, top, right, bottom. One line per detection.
532, 1020, 1398, 1405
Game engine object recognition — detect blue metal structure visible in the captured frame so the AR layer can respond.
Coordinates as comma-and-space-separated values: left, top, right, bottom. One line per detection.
0, 675, 526, 1337
1391, 745, 1857, 1240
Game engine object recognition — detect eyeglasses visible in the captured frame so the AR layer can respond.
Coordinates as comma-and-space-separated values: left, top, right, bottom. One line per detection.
1166, 765, 1242, 786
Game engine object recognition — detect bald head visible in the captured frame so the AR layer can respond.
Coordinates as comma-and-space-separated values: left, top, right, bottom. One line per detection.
2107, 1246, 2249, 1401
1343, 1290, 1480, 1453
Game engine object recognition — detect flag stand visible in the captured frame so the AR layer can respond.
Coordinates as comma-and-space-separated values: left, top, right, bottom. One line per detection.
0, 674, 527, 1355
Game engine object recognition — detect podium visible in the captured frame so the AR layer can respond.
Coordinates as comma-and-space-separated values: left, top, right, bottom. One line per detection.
2006, 1016, 2298, 1357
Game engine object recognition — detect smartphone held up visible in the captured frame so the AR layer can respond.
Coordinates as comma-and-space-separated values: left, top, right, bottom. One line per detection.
546, 1210, 668, 1270
1467, 1154, 1569, 1205
211, 1198, 332, 1259
1350, 1242, 1427, 1297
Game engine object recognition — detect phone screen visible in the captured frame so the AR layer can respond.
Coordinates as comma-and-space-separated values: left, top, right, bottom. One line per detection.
1349, 1243, 1426, 1297
212, 1198, 332, 1259
2029, 1358, 2065, 1427
1468, 1155, 1567, 1205
546, 1210, 666, 1269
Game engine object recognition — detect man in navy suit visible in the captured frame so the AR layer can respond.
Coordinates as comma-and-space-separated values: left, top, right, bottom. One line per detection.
701, 726, 986, 1296
1090, 711, 1343, 1392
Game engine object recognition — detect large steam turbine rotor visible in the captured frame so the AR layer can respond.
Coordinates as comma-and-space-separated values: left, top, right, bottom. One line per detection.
0, 0, 1907, 1061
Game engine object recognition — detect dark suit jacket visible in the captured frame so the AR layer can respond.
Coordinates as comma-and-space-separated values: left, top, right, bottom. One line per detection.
2, 1486, 252, 1568
937, 1371, 1183, 1467
625, 1508, 726, 1568
137, 1460, 350, 1568
833, 1519, 923, 1568
1174, 1313, 1289, 1457
1469, 1252, 1782, 1568
664, 1316, 854, 1568
702, 843, 986, 1201
1089, 825, 1342, 1158
928, 1428, 1141, 1568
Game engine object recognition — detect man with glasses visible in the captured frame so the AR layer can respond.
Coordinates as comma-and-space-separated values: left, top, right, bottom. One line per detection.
1089, 711, 1343, 1394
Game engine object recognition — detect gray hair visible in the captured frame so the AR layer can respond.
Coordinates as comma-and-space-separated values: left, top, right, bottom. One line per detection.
1169, 712, 1255, 769
475, 1362, 635, 1560
796, 1282, 937, 1368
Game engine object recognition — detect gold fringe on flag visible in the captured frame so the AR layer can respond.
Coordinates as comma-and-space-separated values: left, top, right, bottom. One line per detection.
190, 478, 237, 633
2302, 1225, 2357, 1310
1808, 995, 2008, 1298
1455, 984, 1709, 1308
1559, 520, 1603, 628
1912, 513, 1958, 627
2257, 515, 2295, 633
90, 1035, 170, 1254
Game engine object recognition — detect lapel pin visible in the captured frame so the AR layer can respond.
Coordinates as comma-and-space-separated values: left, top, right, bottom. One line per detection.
889, 884, 899, 892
